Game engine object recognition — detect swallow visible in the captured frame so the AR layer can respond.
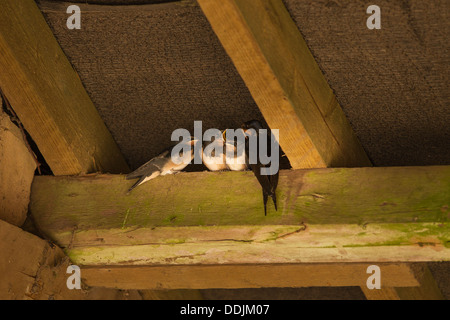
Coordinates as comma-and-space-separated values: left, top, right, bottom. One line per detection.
242, 120, 279, 215
223, 128, 248, 171
202, 131, 228, 171
126, 137, 198, 192
202, 129, 248, 172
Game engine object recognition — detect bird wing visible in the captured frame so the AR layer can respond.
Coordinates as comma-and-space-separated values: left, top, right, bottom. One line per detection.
244, 137, 273, 194
126, 149, 170, 180
244, 130, 279, 195
250, 163, 273, 193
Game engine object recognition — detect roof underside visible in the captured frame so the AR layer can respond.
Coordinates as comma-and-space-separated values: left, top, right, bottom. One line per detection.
36, 0, 449, 170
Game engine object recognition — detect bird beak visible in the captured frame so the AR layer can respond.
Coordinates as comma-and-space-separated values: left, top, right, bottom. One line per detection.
222, 129, 227, 141
189, 139, 199, 146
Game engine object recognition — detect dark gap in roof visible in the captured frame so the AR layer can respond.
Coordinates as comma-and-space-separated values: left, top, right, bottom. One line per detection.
1, 92, 53, 176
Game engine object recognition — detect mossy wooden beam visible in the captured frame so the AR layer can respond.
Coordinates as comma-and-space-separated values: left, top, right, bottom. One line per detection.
30, 166, 450, 268
0, 0, 129, 175
197, 0, 371, 169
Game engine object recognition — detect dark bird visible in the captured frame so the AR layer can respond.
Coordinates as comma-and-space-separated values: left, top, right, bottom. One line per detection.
126, 137, 199, 192
242, 120, 280, 215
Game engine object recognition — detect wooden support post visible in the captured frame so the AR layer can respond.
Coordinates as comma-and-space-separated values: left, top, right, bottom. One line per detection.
0, 219, 142, 299
197, 0, 371, 169
394, 264, 445, 300
29, 167, 450, 290
0, 219, 66, 299
0, 0, 129, 175
80, 263, 420, 290
0, 108, 36, 226
362, 264, 444, 300
361, 287, 403, 300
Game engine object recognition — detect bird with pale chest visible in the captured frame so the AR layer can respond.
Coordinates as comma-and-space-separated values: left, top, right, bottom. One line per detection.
126, 121, 280, 216
202, 128, 248, 172
125, 137, 199, 192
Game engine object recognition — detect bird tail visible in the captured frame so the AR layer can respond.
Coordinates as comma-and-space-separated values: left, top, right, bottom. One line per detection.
271, 193, 277, 211
127, 170, 162, 193
263, 192, 268, 216
127, 176, 146, 193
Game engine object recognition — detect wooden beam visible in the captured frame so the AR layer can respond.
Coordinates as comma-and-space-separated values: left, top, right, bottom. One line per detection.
0, 219, 143, 299
360, 287, 402, 300
197, 0, 371, 169
394, 264, 445, 300
362, 264, 444, 300
0, 109, 36, 226
80, 263, 420, 290
0, 0, 129, 175
30, 167, 450, 267
0, 219, 64, 299
138, 289, 204, 300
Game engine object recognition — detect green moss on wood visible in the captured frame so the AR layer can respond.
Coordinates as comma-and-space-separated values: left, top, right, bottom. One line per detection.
30, 167, 450, 235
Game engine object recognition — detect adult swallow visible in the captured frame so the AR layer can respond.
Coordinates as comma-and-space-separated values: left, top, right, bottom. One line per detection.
126, 137, 198, 192
242, 120, 279, 215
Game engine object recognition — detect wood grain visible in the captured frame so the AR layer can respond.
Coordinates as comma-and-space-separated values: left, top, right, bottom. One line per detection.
0, 0, 129, 175
30, 167, 450, 265
198, 0, 371, 169
80, 263, 420, 290
362, 264, 444, 300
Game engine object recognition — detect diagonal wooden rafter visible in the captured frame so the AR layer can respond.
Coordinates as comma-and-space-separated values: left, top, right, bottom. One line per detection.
198, 0, 371, 169
0, 0, 129, 175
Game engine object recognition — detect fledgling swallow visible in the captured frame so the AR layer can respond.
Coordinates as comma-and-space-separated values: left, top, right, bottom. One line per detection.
202, 129, 248, 172
202, 131, 228, 171
223, 128, 248, 171
126, 137, 198, 192
242, 120, 279, 215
